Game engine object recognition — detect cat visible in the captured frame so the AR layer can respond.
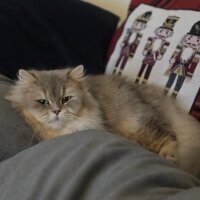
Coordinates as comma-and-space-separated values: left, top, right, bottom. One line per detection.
6, 65, 200, 178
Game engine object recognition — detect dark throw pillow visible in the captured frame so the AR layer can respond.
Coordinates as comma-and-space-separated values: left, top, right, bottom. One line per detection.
0, 0, 119, 79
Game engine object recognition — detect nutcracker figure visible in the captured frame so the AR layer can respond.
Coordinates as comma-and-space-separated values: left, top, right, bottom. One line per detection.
164, 21, 200, 99
113, 11, 152, 75
135, 16, 179, 84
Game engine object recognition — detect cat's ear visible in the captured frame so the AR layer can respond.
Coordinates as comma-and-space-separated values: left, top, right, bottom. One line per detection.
68, 65, 85, 81
18, 69, 36, 84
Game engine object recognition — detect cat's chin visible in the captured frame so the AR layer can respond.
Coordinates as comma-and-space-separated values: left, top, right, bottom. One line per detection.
47, 117, 65, 129
47, 123, 63, 130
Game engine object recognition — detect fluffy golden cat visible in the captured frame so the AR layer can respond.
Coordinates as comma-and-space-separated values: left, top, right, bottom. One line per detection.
6, 65, 200, 178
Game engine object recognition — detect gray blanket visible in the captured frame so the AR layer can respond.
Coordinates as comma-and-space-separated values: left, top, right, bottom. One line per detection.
0, 130, 200, 200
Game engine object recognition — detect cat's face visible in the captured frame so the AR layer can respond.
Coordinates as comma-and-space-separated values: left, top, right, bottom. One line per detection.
9, 66, 86, 130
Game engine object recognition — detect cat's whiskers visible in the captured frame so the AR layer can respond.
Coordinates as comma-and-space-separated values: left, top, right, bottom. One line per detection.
64, 112, 79, 118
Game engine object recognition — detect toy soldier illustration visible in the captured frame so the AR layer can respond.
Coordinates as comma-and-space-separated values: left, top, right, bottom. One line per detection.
112, 11, 152, 75
135, 16, 179, 84
164, 21, 200, 99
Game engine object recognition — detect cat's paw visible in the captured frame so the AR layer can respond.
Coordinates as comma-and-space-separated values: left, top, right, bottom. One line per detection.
159, 140, 177, 163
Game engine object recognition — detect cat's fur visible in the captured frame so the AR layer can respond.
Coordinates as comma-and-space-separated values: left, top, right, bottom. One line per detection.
6, 65, 200, 177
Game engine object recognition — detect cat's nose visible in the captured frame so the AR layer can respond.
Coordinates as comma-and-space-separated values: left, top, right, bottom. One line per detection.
52, 109, 61, 116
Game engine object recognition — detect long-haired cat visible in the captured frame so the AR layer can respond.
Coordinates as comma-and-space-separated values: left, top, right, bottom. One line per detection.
6, 65, 200, 178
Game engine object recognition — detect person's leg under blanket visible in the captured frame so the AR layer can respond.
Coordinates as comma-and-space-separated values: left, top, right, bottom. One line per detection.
0, 130, 199, 200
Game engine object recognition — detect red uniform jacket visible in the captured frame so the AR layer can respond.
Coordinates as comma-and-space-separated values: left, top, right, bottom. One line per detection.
169, 46, 200, 78
142, 37, 170, 65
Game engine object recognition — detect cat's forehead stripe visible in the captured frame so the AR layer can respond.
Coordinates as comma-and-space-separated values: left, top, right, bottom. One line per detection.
60, 87, 65, 97
39, 90, 46, 99
39, 72, 67, 101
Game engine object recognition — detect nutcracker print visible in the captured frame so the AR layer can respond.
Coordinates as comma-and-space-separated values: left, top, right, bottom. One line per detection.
164, 21, 200, 99
135, 16, 179, 84
113, 11, 152, 75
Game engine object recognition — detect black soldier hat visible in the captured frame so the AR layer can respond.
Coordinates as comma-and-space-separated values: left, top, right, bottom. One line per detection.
136, 11, 152, 23
187, 21, 200, 36
160, 16, 179, 30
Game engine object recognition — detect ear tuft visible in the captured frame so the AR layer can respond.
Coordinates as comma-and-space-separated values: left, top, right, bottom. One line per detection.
68, 65, 85, 81
18, 69, 36, 83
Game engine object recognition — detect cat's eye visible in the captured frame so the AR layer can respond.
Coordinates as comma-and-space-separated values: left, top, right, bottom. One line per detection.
62, 96, 72, 104
36, 99, 49, 105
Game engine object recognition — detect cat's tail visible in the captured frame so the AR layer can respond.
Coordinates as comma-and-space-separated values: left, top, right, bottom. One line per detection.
172, 109, 200, 178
